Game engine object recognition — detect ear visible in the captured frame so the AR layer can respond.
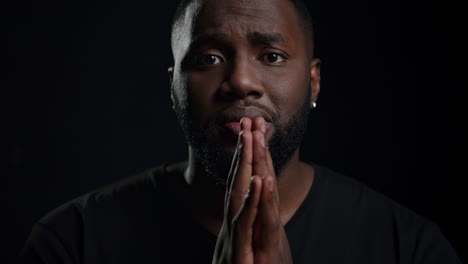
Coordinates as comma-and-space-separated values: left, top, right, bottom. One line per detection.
168, 66, 174, 86
309, 58, 321, 104
168, 66, 176, 110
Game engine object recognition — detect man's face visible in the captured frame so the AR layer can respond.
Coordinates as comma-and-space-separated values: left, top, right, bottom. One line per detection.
170, 0, 320, 183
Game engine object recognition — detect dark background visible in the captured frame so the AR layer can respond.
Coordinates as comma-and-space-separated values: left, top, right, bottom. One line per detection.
3, 0, 465, 263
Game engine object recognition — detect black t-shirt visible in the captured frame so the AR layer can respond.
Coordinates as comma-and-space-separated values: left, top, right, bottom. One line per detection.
19, 161, 462, 263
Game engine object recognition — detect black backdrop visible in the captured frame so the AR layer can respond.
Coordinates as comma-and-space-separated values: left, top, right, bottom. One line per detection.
3, 0, 465, 262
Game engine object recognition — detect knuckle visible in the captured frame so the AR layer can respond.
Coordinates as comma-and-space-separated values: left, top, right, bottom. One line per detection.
231, 188, 250, 197
253, 130, 263, 138
252, 159, 265, 168
242, 129, 252, 138
267, 219, 282, 232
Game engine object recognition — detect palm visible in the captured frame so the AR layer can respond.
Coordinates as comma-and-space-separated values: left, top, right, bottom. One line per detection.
212, 117, 292, 264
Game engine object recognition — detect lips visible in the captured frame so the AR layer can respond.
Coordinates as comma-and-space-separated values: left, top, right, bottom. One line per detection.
224, 122, 242, 135
217, 107, 273, 124
216, 107, 273, 135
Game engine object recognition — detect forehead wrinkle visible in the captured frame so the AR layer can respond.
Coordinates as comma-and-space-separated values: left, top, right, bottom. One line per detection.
196, 1, 276, 29
194, 11, 282, 42
216, 6, 266, 20
175, 0, 309, 63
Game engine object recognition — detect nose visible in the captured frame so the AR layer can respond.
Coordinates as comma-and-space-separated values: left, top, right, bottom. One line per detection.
218, 57, 264, 100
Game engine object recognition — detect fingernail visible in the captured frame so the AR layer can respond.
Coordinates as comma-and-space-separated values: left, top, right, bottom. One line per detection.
268, 177, 274, 192
237, 130, 244, 148
249, 180, 255, 194
260, 134, 265, 148
261, 120, 266, 133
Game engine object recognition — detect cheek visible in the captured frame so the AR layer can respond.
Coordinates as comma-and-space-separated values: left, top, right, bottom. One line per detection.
260, 63, 310, 119
186, 69, 225, 127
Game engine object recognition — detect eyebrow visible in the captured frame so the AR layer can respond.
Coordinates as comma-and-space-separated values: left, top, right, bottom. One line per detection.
248, 32, 287, 44
188, 33, 227, 50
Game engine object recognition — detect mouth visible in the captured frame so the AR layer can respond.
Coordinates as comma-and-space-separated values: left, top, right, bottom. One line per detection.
223, 121, 242, 135
217, 107, 273, 136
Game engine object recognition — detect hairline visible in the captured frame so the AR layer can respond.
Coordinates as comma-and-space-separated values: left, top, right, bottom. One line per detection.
170, 0, 315, 60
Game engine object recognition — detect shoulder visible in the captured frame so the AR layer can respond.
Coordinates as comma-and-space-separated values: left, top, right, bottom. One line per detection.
313, 164, 426, 225
26, 163, 173, 247
19, 162, 184, 263
307, 164, 462, 263
37, 163, 167, 229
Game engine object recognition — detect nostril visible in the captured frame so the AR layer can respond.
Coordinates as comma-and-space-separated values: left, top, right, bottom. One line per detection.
217, 81, 263, 101
220, 64, 264, 100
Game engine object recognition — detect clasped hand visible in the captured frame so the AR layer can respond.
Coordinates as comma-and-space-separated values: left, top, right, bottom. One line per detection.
212, 117, 293, 264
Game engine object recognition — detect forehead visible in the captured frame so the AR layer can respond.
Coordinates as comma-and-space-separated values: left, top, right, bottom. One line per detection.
171, 0, 307, 63
192, 0, 302, 43
198, 0, 298, 30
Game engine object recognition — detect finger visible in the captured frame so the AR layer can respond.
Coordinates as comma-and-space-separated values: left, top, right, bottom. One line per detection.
264, 135, 275, 177
252, 130, 271, 178
258, 116, 275, 177
257, 175, 281, 250
252, 117, 276, 177
232, 175, 262, 262
263, 140, 278, 204
224, 138, 242, 205
225, 117, 252, 189
241, 116, 252, 132
228, 124, 253, 220
253, 117, 278, 205
252, 116, 265, 133
225, 117, 251, 211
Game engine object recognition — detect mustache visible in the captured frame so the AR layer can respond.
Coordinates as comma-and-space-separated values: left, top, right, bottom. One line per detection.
211, 100, 280, 126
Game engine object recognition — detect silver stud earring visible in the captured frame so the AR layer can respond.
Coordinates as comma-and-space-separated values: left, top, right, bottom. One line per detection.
310, 101, 317, 109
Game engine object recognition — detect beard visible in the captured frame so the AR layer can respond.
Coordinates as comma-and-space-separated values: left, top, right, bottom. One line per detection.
173, 89, 311, 186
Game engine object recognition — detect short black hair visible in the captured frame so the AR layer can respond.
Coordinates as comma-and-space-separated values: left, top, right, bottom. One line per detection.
290, 0, 314, 43
170, 0, 315, 51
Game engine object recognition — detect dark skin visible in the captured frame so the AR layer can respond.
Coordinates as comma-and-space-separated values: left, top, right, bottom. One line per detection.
169, 0, 321, 262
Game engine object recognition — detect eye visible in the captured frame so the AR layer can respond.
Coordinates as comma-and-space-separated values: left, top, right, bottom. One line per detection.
197, 54, 224, 65
261, 52, 286, 64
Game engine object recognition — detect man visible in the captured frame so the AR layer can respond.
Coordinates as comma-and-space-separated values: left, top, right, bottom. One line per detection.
20, 0, 461, 263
